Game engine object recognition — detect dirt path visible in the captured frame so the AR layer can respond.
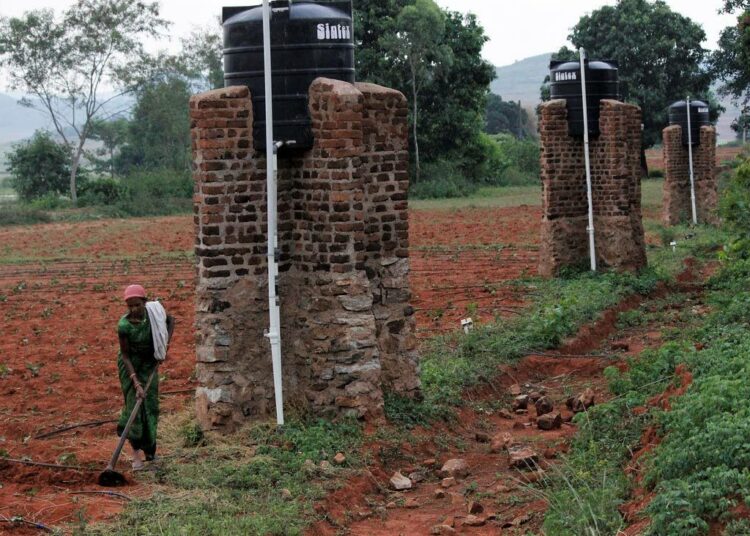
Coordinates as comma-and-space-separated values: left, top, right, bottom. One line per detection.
313, 262, 710, 535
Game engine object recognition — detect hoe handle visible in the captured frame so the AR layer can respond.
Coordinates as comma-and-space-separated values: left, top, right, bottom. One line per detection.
105, 367, 158, 472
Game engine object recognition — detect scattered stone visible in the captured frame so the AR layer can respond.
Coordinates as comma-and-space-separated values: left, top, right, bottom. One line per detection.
508, 384, 522, 396
319, 460, 333, 471
543, 448, 558, 459
463, 515, 486, 527
440, 458, 469, 479
529, 391, 542, 402
511, 394, 529, 411
434, 489, 447, 499
430, 525, 456, 535
514, 409, 528, 415
441, 477, 456, 488
535, 396, 554, 416
569, 388, 596, 413
498, 408, 514, 420
537, 412, 563, 431
386, 501, 397, 509
467, 501, 484, 514
404, 498, 420, 509
475, 431, 490, 443
512, 422, 526, 430
422, 458, 437, 468
612, 341, 630, 351
490, 432, 514, 454
280, 488, 292, 501
390, 471, 413, 491
508, 446, 539, 470
409, 470, 427, 483
333, 452, 346, 465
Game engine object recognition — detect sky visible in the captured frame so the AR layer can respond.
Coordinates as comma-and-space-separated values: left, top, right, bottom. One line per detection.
0, 0, 738, 69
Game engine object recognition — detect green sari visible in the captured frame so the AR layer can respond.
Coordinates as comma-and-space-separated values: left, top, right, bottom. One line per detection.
117, 314, 159, 457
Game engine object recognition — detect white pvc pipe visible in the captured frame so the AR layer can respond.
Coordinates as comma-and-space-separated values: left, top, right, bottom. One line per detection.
686, 96, 698, 225
262, 0, 284, 426
579, 48, 597, 272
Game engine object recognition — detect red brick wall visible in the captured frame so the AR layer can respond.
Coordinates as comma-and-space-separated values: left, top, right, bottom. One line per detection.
662, 125, 718, 225
538, 99, 647, 276
189, 80, 419, 431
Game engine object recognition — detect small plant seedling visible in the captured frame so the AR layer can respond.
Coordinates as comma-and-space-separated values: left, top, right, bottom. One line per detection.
26, 362, 43, 377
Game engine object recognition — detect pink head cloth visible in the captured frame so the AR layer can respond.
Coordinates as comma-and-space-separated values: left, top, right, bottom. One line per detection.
124, 284, 147, 301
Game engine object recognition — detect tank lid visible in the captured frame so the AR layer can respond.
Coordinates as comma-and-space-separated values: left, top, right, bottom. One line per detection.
223, 1, 349, 24
669, 99, 709, 109
549, 59, 619, 70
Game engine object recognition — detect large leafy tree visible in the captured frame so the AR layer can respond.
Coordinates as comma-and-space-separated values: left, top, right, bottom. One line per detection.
0, 0, 168, 204
712, 1, 750, 107
485, 94, 536, 139
545, 0, 715, 149
355, 1, 495, 181
7, 131, 72, 202
381, 0, 452, 181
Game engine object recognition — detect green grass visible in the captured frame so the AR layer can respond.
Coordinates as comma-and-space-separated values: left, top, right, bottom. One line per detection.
88, 417, 364, 536
541, 227, 750, 536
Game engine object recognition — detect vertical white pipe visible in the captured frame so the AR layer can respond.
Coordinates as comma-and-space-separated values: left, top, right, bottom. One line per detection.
579, 48, 596, 272
686, 96, 697, 225
262, 0, 284, 426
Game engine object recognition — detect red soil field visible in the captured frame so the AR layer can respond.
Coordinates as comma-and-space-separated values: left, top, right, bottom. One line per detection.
645, 144, 746, 172
0, 205, 541, 531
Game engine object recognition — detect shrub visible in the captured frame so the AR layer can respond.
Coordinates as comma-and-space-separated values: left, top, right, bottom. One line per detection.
719, 156, 750, 257
78, 177, 125, 206
0, 204, 52, 226
6, 131, 71, 201
648, 168, 665, 179
113, 169, 193, 216
412, 160, 478, 199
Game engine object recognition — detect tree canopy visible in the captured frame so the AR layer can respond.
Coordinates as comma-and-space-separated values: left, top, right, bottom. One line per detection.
712, 1, 750, 106
7, 131, 72, 202
355, 0, 495, 182
544, 0, 715, 149
0, 0, 168, 203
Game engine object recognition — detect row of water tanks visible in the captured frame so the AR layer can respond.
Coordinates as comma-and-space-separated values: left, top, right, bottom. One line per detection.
222, 1, 711, 150
550, 59, 710, 145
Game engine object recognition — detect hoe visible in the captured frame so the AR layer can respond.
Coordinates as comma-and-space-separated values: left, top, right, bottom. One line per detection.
98, 368, 158, 487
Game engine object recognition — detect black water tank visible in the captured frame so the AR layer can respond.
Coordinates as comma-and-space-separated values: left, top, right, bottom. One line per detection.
223, 1, 355, 151
668, 100, 710, 146
549, 59, 620, 137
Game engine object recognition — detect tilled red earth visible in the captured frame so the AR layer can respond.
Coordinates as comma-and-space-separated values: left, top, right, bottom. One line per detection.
0, 206, 541, 532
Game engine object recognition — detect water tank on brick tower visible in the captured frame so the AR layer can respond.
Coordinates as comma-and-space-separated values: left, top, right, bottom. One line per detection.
222, 0, 355, 152
668, 100, 710, 146
549, 59, 620, 137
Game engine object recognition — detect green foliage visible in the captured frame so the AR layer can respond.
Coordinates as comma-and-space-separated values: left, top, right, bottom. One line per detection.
410, 160, 478, 199
711, 6, 750, 106
112, 169, 193, 217
6, 131, 71, 202
101, 418, 362, 536
355, 0, 495, 183
0, 0, 169, 203
546, 0, 717, 149
719, 157, 750, 257
180, 422, 205, 448
88, 118, 129, 178
0, 205, 51, 226
485, 94, 536, 139
78, 178, 125, 207
489, 133, 540, 185
118, 77, 192, 174
648, 168, 665, 179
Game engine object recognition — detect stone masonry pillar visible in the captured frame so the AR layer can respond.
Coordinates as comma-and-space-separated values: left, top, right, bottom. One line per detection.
538, 99, 647, 277
662, 125, 718, 225
189, 80, 420, 432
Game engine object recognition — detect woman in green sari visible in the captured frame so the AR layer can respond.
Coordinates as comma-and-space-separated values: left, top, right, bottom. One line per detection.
117, 284, 174, 471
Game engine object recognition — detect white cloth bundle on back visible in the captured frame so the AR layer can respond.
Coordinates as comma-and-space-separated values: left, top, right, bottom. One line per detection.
145, 300, 168, 361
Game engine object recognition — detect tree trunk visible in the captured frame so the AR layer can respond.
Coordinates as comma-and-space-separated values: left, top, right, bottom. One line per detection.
70, 144, 85, 206
411, 68, 420, 183
109, 147, 115, 179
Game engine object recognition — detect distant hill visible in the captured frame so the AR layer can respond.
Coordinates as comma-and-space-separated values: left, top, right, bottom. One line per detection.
0, 93, 50, 144
490, 53, 742, 144
490, 53, 551, 107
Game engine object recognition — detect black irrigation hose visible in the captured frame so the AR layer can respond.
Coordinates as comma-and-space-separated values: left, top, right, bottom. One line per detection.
0, 515, 55, 533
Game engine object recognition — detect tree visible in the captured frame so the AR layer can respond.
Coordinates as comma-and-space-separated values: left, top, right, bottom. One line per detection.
354, 0, 411, 85
7, 131, 72, 202
485, 94, 536, 139
0, 0, 168, 204
381, 0, 452, 182
118, 77, 192, 174
545, 0, 715, 149
712, 2, 750, 106
177, 23, 224, 92
731, 109, 750, 142
89, 117, 129, 178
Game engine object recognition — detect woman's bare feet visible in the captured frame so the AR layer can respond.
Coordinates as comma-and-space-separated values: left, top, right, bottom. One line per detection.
131, 448, 145, 471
